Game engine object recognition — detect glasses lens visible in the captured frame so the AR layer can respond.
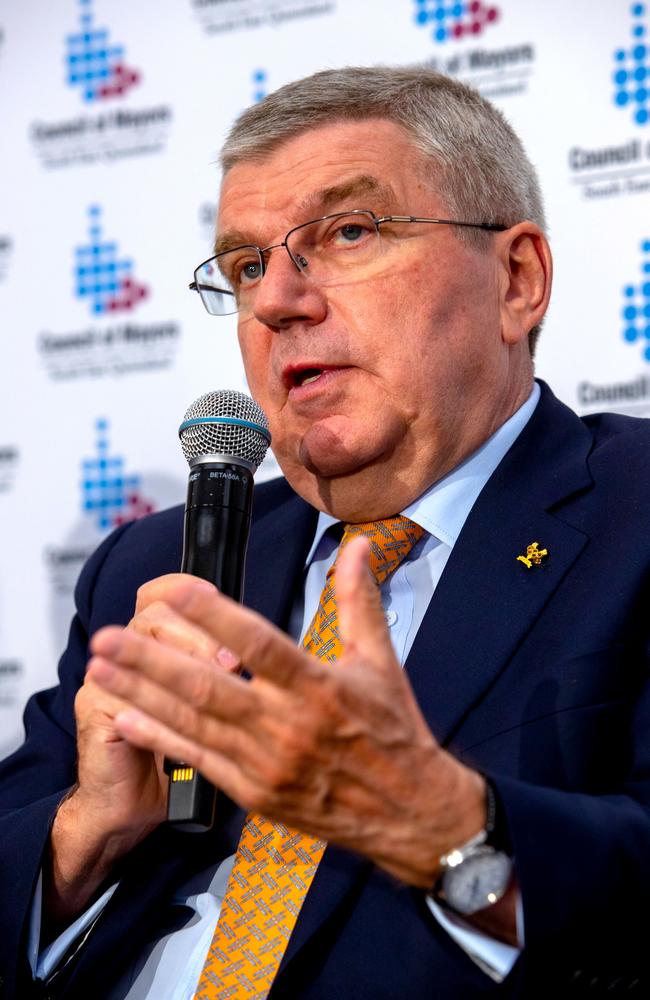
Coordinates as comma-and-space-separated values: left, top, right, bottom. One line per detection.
193, 259, 236, 316
287, 212, 380, 285
194, 246, 264, 316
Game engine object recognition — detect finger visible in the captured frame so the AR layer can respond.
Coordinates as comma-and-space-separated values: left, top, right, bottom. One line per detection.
128, 601, 241, 671
90, 626, 256, 723
156, 581, 317, 689
86, 654, 254, 764
134, 574, 215, 615
336, 536, 396, 668
112, 706, 335, 827
88, 649, 309, 797
112, 706, 246, 799
76, 674, 138, 725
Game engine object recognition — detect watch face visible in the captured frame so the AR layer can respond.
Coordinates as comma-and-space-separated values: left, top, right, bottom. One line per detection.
441, 847, 512, 916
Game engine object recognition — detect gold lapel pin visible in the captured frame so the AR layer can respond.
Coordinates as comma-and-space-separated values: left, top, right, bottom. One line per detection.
517, 542, 548, 569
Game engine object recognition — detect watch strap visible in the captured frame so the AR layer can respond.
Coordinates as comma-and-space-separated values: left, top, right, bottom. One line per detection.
482, 776, 512, 854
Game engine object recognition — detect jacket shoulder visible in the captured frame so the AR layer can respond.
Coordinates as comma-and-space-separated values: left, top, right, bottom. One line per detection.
583, 410, 650, 474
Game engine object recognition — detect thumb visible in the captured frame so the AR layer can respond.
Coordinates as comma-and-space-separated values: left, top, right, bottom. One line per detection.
336, 536, 395, 668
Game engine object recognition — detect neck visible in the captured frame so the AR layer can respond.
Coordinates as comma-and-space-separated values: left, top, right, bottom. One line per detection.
298, 376, 536, 522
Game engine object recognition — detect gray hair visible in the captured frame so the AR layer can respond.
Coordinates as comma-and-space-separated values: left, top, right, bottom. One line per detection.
221, 66, 547, 353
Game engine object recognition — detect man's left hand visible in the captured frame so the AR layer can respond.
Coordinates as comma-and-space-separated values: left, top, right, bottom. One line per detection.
88, 536, 485, 889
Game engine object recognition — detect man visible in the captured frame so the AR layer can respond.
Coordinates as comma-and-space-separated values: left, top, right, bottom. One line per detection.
1, 66, 649, 999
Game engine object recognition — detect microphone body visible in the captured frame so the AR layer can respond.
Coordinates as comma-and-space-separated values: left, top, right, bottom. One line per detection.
164, 391, 270, 832
181, 461, 253, 601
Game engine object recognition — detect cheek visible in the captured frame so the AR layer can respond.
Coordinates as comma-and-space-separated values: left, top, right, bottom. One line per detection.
238, 333, 272, 399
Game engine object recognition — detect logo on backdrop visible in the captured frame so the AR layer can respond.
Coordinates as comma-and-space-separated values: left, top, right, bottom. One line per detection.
567, 135, 650, 200
0, 661, 23, 718
190, 0, 335, 36
252, 68, 268, 103
621, 239, 650, 362
75, 206, 149, 316
613, 3, 650, 127
0, 446, 19, 494
81, 418, 155, 530
38, 205, 179, 381
65, 0, 140, 103
578, 239, 650, 415
199, 201, 218, 250
411, 1, 534, 100
412, 0, 499, 44
197, 72, 267, 252
45, 419, 158, 619
568, 6, 650, 201
0, 234, 13, 283
29, 2, 171, 169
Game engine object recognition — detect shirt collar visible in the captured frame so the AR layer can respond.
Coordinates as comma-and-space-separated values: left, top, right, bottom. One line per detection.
304, 382, 541, 563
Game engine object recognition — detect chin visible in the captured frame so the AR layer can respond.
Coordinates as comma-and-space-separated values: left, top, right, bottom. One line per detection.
272, 415, 408, 515
297, 421, 381, 478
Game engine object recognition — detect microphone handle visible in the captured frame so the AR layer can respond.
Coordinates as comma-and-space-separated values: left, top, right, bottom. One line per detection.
164, 461, 253, 832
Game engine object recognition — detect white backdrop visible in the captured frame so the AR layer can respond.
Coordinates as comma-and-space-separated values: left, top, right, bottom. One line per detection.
1, 0, 649, 757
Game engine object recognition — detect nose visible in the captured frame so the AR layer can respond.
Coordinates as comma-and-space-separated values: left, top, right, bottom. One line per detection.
250, 244, 328, 330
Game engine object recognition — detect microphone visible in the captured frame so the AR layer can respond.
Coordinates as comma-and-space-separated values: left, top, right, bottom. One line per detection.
164, 389, 271, 831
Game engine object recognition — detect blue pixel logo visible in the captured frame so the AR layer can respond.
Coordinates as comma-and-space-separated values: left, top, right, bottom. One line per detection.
251, 69, 268, 103
412, 0, 499, 43
613, 4, 650, 126
81, 419, 154, 531
65, 0, 140, 103
74, 206, 149, 316
621, 240, 650, 361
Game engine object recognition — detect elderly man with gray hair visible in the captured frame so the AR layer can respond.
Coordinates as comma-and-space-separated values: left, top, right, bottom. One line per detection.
1, 66, 649, 1000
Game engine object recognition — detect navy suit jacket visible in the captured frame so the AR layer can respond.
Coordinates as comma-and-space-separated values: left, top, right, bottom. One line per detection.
1, 382, 650, 999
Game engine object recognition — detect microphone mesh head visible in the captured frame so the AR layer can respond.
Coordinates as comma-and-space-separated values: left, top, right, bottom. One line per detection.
179, 390, 271, 471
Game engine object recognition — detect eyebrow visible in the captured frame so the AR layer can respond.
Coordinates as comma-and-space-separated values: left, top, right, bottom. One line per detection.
213, 174, 398, 256
213, 228, 252, 256
296, 175, 398, 216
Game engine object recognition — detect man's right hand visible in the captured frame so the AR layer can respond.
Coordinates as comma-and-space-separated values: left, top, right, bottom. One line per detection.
45, 673, 167, 935
45, 575, 238, 931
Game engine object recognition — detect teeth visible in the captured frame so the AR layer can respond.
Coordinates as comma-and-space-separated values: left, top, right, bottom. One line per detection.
295, 368, 323, 386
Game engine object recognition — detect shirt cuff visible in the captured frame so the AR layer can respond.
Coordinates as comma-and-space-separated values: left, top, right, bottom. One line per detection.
27, 870, 118, 981
425, 892, 524, 983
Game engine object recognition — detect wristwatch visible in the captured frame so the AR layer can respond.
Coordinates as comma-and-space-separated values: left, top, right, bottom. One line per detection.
432, 779, 513, 916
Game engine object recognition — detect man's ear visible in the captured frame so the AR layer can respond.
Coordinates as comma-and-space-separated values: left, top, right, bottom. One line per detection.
497, 222, 552, 346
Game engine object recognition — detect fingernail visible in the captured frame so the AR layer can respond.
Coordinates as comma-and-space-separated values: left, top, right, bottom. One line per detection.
174, 578, 217, 608
90, 629, 122, 655
216, 647, 239, 670
87, 657, 116, 682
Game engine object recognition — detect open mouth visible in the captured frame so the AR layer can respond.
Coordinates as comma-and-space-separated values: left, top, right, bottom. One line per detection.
293, 367, 324, 387
283, 363, 349, 393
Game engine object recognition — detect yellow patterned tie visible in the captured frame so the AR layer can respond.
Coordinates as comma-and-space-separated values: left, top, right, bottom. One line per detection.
195, 516, 425, 1000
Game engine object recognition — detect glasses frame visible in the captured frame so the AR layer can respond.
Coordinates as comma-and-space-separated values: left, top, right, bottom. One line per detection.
189, 209, 509, 316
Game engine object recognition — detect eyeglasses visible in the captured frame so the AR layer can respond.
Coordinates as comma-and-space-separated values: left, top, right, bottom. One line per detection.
189, 209, 507, 318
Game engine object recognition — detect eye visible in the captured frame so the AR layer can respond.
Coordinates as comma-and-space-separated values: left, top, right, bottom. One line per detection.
328, 215, 375, 249
238, 259, 263, 284
219, 250, 263, 289
337, 223, 366, 243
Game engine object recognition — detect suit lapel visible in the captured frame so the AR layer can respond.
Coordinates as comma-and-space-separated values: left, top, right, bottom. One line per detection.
244, 480, 318, 629
406, 481, 589, 746
407, 382, 594, 745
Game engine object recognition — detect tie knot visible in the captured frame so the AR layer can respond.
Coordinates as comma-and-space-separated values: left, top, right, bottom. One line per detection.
337, 516, 425, 587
